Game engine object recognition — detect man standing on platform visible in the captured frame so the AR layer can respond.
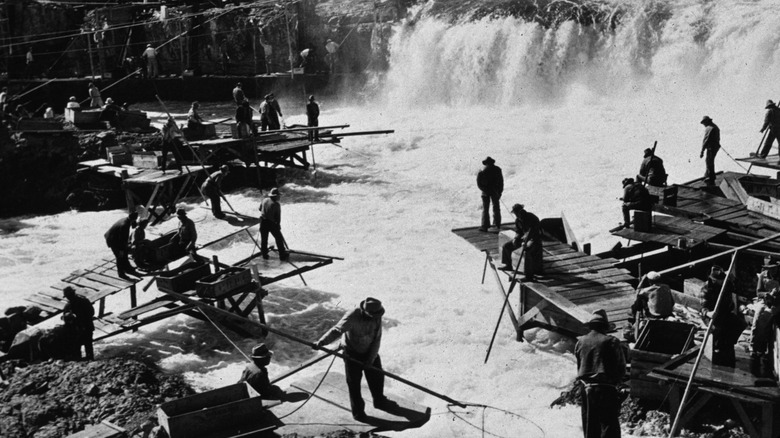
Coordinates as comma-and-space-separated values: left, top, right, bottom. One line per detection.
63, 286, 95, 360
701, 264, 742, 367
233, 82, 245, 106
161, 117, 185, 172
202, 165, 229, 219
258, 188, 288, 260
477, 156, 503, 232
700, 115, 720, 185
259, 93, 283, 131
104, 211, 139, 279
143, 44, 158, 78
499, 203, 542, 281
306, 95, 320, 141
88, 82, 103, 108
314, 297, 395, 422
758, 100, 780, 158
575, 309, 626, 438
235, 100, 254, 138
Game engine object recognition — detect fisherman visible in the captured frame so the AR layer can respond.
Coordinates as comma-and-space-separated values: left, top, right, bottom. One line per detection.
748, 289, 778, 377
0, 87, 8, 113
104, 211, 139, 279
700, 115, 720, 185
43, 107, 54, 119
130, 218, 151, 269
314, 297, 395, 422
499, 204, 542, 281
232, 82, 245, 106
476, 156, 504, 232
758, 100, 780, 158
100, 97, 122, 128
88, 82, 103, 108
756, 256, 780, 296
238, 343, 285, 399
66, 96, 80, 110
142, 44, 158, 78
325, 38, 339, 73
631, 271, 674, 320
575, 309, 626, 438
25, 47, 33, 77
187, 101, 204, 129
161, 116, 185, 172
63, 286, 95, 360
259, 93, 283, 131
258, 188, 289, 260
701, 265, 741, 367
636, 148, 666, 186
202, 164, 229, 219
171, 209, 197, 254
620, 178, 652, 229
235, 100, 254, 138
306, 95, 320, 141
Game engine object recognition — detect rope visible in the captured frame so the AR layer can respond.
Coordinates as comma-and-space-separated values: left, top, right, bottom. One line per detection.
197, 307, 252, 362
276, 353, 338, 420
718, 145, 749, 173
446, 402, 547, 438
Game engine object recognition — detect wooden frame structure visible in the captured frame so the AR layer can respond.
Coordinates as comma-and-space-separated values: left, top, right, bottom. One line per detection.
123, 165, 210, 225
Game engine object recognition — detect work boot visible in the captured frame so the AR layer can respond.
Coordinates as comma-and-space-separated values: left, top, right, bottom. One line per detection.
373, 397, 397, 411
261, 253, 269, 260
498, 265, 513, 271
352, 411, 367, 422
478, 227, 488, 232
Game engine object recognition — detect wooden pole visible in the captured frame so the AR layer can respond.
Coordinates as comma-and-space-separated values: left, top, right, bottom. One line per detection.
284, 3, 294, 79
668, 252, 738, 437
270, 352, 335, 384
485, 246, 526, 363
87, 33, 96, 80
162, 289, 467, 408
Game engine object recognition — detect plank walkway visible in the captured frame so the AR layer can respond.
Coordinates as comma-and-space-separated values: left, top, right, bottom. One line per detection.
452, 224, 636, 335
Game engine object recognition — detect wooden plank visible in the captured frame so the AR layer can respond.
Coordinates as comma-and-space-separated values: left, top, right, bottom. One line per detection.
83, 272, 135, 289
64, 276, 109, 292
118, 297, 178, 320
524, 283, 592, 324
25, 295, 66, 313
747, 196, 780, 221
516, 301, 548, 328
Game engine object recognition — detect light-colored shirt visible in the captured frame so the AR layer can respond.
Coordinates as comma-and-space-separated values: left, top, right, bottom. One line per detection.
638, 283, 674, 318
66, 101, 80, 109
317, 308, 382, 361
143, 47, 156, 58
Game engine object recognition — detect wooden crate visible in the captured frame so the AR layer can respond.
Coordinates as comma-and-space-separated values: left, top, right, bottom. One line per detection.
106, 147, 132, 166
158, 383, 281, 438
132, 152, 163, 169
156, 262, 211, 293
630, 319, 697, 401
633, 211, 652, 232
195, 268, 252, 298
647, 185, 678, 207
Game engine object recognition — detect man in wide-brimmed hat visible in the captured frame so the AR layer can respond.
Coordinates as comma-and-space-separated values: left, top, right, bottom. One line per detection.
574, 309, 626, 438
104, 211, 140, 279
701, 264, 741, 367
314, 297, 395, 422
202, 165, 230, 219
699, 115, 720, 185
619, 177, 652, 229
258, 188, 288, 261
171, 208, 197, 254
476, 156, 504, 232
756, 256, 780, 296
758, 99, 780, 158
238, 343, 284, 399
636, 147, 667, 187
499, 203, 543, 281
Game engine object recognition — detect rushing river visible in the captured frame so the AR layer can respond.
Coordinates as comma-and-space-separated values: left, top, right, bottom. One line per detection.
3, 1, 780, 436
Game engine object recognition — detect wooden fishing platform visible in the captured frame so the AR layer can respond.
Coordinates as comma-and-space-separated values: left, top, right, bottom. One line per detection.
24, 221, 339, 343
648, 347, 780, 438
123, 165, 211, 225
452, 218, 636, 338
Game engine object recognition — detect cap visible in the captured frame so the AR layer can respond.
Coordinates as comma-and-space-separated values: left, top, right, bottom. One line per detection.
647, 271, 661, 281
701, 115, 712, 124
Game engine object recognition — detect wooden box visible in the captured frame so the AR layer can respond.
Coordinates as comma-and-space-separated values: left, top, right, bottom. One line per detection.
739, 175, 780, 199
633, 210, 652, 232
158, 383, 281, 438
647, 185, 678, 207
132, 151, 163, 169
195, 268, 252, 298
106, 146, 132, 166
630, 320, 696, 401
156, 262, 211, 293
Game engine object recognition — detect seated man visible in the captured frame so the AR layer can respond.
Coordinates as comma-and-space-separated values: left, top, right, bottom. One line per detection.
187, 101, 204, 129
620, 177, 652, 228
499, 204, 543, 281
66, 96, 80, 110
171, 208, 197, 254
631, 271, 674, 320
100, 97, 122, 127
238, 343, 285, 399
636, 148, 667, 186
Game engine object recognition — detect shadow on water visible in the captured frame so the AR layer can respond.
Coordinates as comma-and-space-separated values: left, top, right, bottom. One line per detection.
0, 218, 35, 236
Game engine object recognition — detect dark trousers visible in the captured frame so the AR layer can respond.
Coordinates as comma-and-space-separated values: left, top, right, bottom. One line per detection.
481, 194, 501, 229
161, 139, 185, 171
581, 384, 621, 438
622, 206, 632, 227
501, 237, 523, 268
110, 246, 132, 276
260, 219, 288, 259
344, 353, 385, 416
704, 147, 719, 183
711, 327, 736, 367
759, 129, 779, 157
81, 330, 94, 360
206, 188, 223, 218
308, 118, 319, 141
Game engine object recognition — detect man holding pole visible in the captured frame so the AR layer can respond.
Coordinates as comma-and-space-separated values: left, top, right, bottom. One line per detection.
202, 165, 229, 220
314, 297, 395, 422
575, 309, 626, 438
758, 100, 780, 158
258, 188, 288, 261
499, 204, 542, 281
701, 264, 741, 367
636, 148, 666, 186
700, 116, 720, 185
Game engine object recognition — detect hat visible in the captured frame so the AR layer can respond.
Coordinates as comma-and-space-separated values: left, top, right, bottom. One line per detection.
511, 203, 525, 214
647, 271, 661, 281
643, 148, 653, 157
360, 297, 385, 317
587, 309, 609, 327
700, 115, 712, 124
622, 177, 634, 187
105, 97, 114, 104
176, 208, 186, 217
762, 256, 779, 269
69, 96, 76, 101
236, 82, 242, 87
63, 286, 75, 296
309, 95, 315, 101
767, 100, 775, 109
220, 164, 229, 172
482, 156, 495, 165
146, 44, 151, 48
250, 343, 273, 359
710, 265, 725, 279
269, 188, 280, 197
264, 94, 271, 99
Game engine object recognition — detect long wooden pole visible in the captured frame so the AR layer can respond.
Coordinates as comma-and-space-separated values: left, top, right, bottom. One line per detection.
162, 289, 467, 407
485, 246, 525, 363
668, 251, 738, 437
